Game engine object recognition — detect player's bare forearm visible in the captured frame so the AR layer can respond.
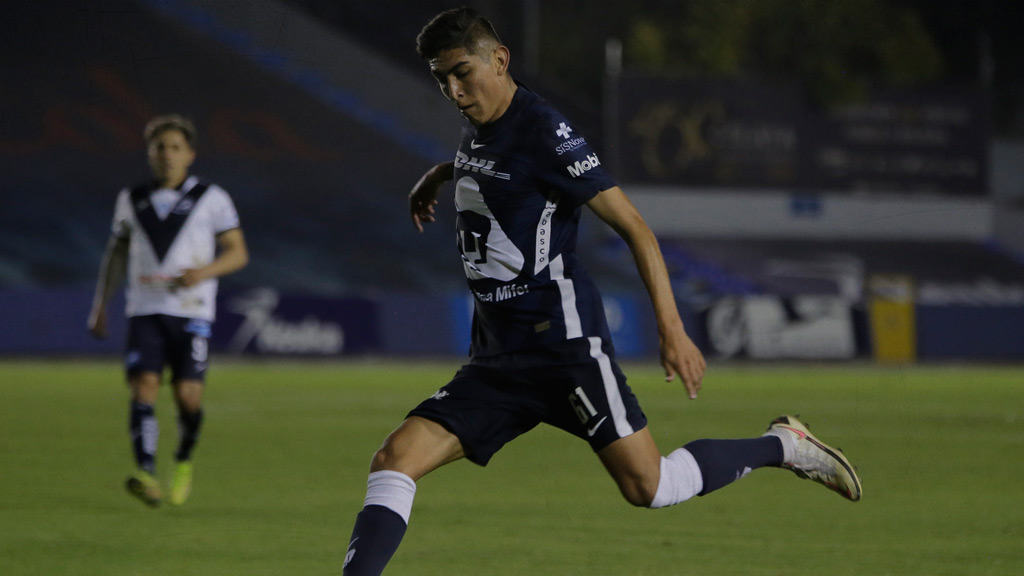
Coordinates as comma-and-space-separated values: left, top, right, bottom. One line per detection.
588, 187, 705, 397
628, 232, 705, 396
88, 236, 128, 338
410, 161, 455, 232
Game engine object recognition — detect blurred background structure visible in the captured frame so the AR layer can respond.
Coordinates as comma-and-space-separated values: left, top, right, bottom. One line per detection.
3, 0, 1023, 361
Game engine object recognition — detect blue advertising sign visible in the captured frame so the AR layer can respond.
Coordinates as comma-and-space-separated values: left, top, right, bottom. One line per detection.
916, 305, 1024, 360
0, 289, 124, 355
210, 288, 381, 356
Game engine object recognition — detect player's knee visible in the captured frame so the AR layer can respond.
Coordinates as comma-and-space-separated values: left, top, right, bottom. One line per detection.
367, 417, 464, 479
604, 456, 660, 506
369, 443, 397, 472
617, 476, 659, 507
177, 395, 202, 414
369, 431, 411, 473
130, 373, 160, 403
173, 380, 203, 412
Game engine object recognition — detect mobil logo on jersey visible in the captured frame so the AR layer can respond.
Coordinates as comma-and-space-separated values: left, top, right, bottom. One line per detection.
566, 153, 602, 178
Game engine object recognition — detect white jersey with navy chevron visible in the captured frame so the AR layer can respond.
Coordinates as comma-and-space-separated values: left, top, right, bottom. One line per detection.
454, 84, 617, 357
111, 175, 240, 321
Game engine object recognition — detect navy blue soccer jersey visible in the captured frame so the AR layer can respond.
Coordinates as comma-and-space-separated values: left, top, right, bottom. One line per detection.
452, 84, 617, 357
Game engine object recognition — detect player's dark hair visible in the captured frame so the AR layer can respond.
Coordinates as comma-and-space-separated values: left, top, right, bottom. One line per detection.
416, 7, 502, 60
144, 114, 197, 148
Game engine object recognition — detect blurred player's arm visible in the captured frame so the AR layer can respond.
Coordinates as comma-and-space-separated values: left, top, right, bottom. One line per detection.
175, 228, 249, 288
409, 161, 455, 232
587, 186, 706, 399
87, 235, 129, 339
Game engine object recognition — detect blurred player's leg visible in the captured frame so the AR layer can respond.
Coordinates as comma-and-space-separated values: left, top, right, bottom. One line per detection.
129, 400, 159, 475
128, 371, 161, 475
125, 316, 163, 502
174, 406, 204, 462
169, 358, 205, 506
170, 406, 200, 505
127, 371, 161, 506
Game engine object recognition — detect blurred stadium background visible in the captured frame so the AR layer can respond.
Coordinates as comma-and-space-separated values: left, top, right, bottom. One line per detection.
3, 0, 1024, 363
4, 3, 1024, 575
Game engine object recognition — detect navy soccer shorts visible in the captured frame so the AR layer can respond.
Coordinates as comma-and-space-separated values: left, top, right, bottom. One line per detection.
125, 315, 211, 383
408, 336, 648, 466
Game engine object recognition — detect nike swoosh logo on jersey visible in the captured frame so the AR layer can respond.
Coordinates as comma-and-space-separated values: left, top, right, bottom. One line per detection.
586, 416, 608, 437
470, 140, 485, 149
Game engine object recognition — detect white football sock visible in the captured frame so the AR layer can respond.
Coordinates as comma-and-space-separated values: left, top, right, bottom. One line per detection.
649, 448, 704, 508
363, 470, 417, 524
762, 429, 796, 463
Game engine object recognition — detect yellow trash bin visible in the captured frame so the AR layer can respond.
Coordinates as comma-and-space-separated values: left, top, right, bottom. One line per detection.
868, 275, 916, 363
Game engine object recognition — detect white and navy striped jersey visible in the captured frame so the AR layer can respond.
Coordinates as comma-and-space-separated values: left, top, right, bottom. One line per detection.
454, 84, 617, 357
111, 175, 240, 321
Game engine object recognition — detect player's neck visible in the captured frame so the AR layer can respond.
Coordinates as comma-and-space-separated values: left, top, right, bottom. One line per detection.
156, 174, 189, 190
477, 80, 518, 127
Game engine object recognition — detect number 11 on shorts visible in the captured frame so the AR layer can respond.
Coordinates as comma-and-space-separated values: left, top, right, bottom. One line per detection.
569, 387, 598, 425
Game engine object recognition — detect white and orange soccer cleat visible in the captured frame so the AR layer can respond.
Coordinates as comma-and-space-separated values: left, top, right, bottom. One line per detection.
764, 415, 862, 502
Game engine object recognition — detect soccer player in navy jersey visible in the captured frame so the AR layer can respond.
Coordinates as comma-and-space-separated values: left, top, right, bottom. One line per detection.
341, 9, 861, 574
88, 115, 248, 507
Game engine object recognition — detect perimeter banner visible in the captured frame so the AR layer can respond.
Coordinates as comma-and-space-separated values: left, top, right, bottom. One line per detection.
211, 288, 381, 356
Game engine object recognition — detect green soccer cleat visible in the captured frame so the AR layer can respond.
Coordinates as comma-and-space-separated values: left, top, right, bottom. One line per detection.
169, 461, 193, 506
764, 415, 862, 502
126, 470, 162, 507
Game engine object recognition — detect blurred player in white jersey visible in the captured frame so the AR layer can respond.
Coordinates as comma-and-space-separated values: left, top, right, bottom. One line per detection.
88, 114, 248, 507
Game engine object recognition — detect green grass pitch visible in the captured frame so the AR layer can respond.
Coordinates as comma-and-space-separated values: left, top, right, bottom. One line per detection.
1, 359, 1022, 575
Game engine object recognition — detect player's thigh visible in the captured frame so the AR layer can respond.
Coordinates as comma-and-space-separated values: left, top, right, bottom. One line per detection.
125, 315, 167, 380
372, 416, 466, 481
166, 317, 211, 383
407, 364, 543, 467
596, 426, 662, 506
541, 340, 648, 453
129, 371, 161, 404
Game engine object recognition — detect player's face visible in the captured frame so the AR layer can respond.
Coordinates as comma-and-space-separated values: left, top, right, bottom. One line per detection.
147, 129, 195, 188
429, 44, 511, 126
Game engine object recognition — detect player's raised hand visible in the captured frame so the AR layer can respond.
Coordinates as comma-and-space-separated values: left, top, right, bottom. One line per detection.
409, 162, 454, 232
660, 329, 706, 399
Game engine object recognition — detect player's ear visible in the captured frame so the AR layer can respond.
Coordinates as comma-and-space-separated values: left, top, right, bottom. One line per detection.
492, 45, 510, 75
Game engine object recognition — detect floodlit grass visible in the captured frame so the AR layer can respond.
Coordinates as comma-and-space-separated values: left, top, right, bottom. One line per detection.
1, 359, 1021, 575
